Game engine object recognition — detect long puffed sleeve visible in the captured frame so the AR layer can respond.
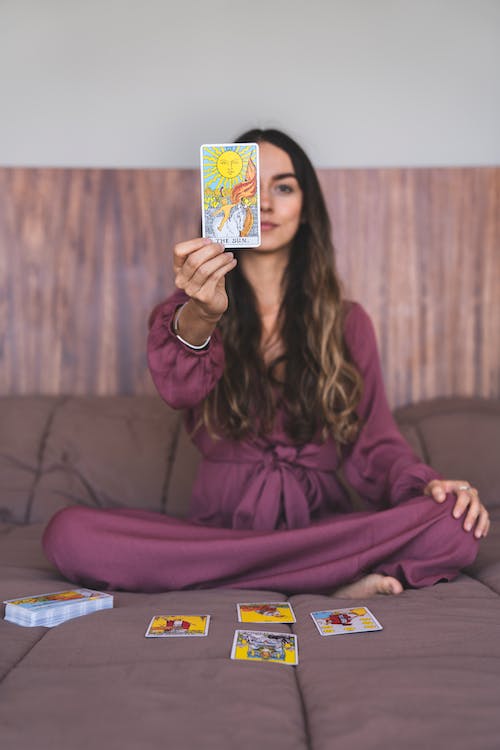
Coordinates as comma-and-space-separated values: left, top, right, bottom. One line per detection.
342, 303, 441, 508
147, 290, 225, 409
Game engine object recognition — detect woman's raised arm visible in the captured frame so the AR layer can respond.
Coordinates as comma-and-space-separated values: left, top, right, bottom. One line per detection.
147, 237, 237, 409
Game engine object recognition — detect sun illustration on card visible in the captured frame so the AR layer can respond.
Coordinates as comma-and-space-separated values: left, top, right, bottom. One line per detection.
202, 144, 254, 192
217, 149, 243, 179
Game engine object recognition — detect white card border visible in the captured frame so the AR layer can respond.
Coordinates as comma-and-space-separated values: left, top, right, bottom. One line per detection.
230, 629, 298, 665
200, 142, 261, 248
310, 607, 383, 636
236, 601, 296, 623
145, 614, 211, 638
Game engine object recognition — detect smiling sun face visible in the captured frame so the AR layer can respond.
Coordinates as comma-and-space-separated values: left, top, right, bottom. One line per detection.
217, 150, 242, 179
202, 144, 254, 192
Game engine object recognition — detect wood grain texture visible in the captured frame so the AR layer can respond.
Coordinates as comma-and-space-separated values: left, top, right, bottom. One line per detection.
318, 168, 500, 406
0, 166, 498, 407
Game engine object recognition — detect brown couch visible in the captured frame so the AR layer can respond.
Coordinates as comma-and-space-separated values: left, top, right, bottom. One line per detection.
1, 395, 500, 749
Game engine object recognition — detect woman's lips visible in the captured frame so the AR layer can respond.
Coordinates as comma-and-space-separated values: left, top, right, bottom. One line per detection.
261, 222, 278, 231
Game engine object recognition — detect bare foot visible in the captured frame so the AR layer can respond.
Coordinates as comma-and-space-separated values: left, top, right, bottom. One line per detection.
332, 573, 404, 598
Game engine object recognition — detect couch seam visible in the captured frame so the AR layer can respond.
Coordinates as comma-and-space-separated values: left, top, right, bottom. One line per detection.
23, 396, 70, 524
160, 412, 183, 514
289, 598, 314, 750
292, 665, 314, 750
0, 629, 49, 685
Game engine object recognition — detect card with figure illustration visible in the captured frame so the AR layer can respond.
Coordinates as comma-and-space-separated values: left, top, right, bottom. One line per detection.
145, 614, 210, 637
230, 629, 298, 665
237, 602, 296, 624
200, 143, 260, 247
310, 607, 383, 636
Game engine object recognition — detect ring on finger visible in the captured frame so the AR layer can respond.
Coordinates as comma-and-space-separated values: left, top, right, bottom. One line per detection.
459, 485, 476, 495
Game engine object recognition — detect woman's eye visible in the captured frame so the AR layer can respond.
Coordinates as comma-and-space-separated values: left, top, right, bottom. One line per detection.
274, 183, 294, 194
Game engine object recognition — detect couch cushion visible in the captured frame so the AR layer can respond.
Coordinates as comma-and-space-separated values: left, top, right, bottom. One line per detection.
465, 507, 500, 595
1, 396, 181, 522
0, 397, 62, 524
290, 579, 500, 750
165, 413, 201, 517
395, 397, 500, 509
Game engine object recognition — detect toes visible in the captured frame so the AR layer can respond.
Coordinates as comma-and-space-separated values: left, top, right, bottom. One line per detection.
381, 577, 403, 595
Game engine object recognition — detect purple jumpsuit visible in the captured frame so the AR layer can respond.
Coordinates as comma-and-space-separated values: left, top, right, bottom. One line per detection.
43, 290, 478, 593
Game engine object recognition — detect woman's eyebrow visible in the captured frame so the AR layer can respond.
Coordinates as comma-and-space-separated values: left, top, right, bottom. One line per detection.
271, 172, 298, 181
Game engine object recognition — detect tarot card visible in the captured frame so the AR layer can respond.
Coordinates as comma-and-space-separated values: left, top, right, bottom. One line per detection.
200, 143, 260, 248
145, 614, 210, 638
310, 607, 383, 636
237, 602, 296, 624
230, 630, 298, 665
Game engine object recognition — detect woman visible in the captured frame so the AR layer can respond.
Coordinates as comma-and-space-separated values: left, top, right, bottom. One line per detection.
43, 129, 489, 596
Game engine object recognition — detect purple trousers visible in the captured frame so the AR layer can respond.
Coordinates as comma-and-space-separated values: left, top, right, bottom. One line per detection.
42, 493, 479, 594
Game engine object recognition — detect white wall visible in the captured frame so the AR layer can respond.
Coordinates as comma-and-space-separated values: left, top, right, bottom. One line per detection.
0, 0, 498, 168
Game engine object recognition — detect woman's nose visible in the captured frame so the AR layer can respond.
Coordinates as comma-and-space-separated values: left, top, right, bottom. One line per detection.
260, 184, 272, 211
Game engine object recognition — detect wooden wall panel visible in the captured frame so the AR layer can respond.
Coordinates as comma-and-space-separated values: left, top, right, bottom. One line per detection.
318, 168, 500, 406
0, 166, 498, 407
0, 169, 199, 396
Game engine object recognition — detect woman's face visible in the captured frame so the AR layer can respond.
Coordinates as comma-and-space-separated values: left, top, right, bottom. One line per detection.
257, 141, 303, 254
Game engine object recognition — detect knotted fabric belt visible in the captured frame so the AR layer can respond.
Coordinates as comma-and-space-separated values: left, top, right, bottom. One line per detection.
205, 442, 337, 531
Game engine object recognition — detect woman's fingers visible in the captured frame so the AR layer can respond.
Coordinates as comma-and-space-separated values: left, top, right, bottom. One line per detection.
174, 242, 224, 278
172, 235, 237, 320
451, 486, 475, 520
197, 257, 238, 302
182, 252, 235, 298
472, 505, 490, 539
174, 239, 224, 278
425, 480, 447, 502
461, 489, 481, 530
450, 485, 489, 538
174, 237, 214, 262
424, 479, 490, 538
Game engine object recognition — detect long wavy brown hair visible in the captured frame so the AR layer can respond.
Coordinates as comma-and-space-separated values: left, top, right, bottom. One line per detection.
201, 129, 363, 445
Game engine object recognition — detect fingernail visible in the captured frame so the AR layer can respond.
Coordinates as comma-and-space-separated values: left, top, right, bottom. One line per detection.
465, 523, 471, 531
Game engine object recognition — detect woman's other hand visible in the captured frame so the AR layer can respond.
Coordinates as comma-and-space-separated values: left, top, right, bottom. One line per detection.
424, 479, 490, 539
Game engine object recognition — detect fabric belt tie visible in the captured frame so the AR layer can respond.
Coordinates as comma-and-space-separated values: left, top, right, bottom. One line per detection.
206, 442, 337, 532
